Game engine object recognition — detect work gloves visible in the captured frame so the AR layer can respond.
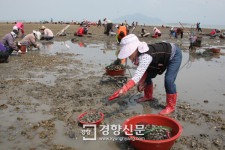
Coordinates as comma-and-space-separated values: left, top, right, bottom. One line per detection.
108, 80, 135, 101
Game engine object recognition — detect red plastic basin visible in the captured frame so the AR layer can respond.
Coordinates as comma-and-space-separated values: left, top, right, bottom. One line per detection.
210, 48, 221, 53
123, 114, 183, 150
78, 111, 104, 126
105, 68, 125, 76
151, 35, 158, 38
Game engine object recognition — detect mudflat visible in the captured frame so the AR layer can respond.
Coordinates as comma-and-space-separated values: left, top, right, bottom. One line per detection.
0, 23, 224, 150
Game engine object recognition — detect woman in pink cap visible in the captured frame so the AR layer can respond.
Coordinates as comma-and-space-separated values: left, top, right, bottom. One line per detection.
109, 34, 182, 115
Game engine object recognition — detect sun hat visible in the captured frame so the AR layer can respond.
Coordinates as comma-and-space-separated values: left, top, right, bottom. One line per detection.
153, 27, 157, 31
40, 26, 46, 30
118, 34, 149, 59
33, 30, 41, 40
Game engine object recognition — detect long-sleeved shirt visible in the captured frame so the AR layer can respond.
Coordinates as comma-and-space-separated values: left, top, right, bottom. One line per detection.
154, 28, 161, 36
20, 33, 38, 47
1, 33, 18, 51
44, 28, 54, 37
14, 22, 24, 35
132, 43, 176, 84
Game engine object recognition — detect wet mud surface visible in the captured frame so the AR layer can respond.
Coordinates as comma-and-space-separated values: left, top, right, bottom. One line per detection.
0, 23, 225, 150
79, 112, 102, 123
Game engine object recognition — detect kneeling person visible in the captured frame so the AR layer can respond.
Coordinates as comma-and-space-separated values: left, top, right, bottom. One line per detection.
40, 26, 54, 40
20, 30, 41, 50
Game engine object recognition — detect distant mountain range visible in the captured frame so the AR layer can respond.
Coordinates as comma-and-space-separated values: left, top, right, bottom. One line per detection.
112, 13, 164, 25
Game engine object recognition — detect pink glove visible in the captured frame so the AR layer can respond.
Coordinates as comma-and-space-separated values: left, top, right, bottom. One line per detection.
108, 80, 136, 101
137, 72, 147, 92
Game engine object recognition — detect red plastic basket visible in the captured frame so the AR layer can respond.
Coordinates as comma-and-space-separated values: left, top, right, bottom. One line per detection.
210, 48, 221, 53
105, 68, 125, 76
151, 35, 158, 38
123, 114, 183, 150
78, 111, 104, 126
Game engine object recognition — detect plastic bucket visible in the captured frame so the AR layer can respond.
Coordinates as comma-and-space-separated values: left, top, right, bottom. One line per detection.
78, 111, 104, 126
19, 45, 26, 54
123, 114, 183, 150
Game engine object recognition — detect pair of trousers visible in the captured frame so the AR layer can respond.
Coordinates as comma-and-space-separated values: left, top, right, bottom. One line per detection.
145, 45, 182, 94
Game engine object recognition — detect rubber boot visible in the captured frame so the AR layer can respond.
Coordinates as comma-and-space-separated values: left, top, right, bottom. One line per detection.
159, 93, 177, 115
137, 84, 153, 102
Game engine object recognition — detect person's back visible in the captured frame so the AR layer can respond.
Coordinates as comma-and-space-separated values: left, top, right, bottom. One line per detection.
76, 28, 85, 36
1, 33, 17, 49
153, 27, 161, 36
211, 30, 216, 35
14, 22, 24, 35
175, 28, 183, 38
44, 28, 54, 37
118, 26, 127, 37
1, 33, 11, 46
116, 26, 127, 43
20, 33, 37, 46
21, 33, 34, 42
1, 30, 19, 54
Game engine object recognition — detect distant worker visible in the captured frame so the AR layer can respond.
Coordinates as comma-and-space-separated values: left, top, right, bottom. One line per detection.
170, 27, 175, 37
116, 25, 127, 43
175, 28, 183, 39
198, 22, 202, 32
103, 18, 113, 36
75, 26, 88, 36
1, 29, 19, 55
140, 26, 150, 37
196, 22, 199, 30
210, 29, 219, 38
153, 27, 161, 37
211, 29, 221, 38
13, 22, 25, 37
19, 30, 41, 50
40, 26, 54, 40
219, 31, 225, 39
98, 19, 101, 26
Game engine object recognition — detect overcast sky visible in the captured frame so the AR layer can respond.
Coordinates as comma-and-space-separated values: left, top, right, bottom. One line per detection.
0, 0, 224, 25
